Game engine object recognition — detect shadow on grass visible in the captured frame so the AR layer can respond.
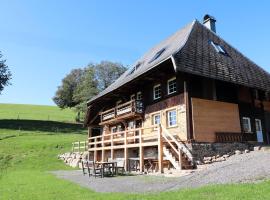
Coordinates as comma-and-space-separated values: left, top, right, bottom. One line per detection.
0, 119, 86, 134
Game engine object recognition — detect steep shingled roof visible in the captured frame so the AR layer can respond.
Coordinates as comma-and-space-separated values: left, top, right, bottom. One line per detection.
88, 20, 196, 103
174, 21, 270, 91
88, 20, 270, 104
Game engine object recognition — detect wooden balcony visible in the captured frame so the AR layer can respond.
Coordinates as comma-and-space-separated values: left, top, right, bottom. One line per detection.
100, 100, 143, 125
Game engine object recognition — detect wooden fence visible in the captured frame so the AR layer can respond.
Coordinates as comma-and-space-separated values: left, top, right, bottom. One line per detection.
72, 141, 88, 152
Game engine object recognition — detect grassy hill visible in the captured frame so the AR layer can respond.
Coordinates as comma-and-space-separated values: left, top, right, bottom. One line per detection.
0, 103, 269, 199
0, 103, 76, 122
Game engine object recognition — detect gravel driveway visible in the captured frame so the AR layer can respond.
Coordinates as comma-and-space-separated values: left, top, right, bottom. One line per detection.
52, 151, 270, 193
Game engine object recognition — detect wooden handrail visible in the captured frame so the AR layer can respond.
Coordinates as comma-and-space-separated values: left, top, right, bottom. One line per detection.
161, 124, 194, 166
100, 107, 115, 115
100, 99, 143, 122
117, 99, 134, 108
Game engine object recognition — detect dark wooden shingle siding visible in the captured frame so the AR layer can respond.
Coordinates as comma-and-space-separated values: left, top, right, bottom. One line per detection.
174, 22, 270, 92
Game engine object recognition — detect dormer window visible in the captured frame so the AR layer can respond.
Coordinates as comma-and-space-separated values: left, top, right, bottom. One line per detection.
210, 41, 227, 55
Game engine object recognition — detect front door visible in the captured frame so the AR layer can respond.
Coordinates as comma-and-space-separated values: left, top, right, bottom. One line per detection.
255, 119, 264, 143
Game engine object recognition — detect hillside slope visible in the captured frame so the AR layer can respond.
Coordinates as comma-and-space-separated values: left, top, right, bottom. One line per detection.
0, 103, 76, 122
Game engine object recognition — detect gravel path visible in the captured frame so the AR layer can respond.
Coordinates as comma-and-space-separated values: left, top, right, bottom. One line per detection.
52, 151, 270, 193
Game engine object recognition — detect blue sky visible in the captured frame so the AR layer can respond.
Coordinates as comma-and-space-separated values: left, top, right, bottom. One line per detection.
1, 0, 270, 105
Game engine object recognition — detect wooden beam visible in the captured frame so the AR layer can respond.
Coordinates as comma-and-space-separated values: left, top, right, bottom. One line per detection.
158, 125, 164, 173
139, 129, 144, 173
101, 134, 105, 162
184, 80, 193, 140
110, 130, 114, 159
124, 125, 128, 171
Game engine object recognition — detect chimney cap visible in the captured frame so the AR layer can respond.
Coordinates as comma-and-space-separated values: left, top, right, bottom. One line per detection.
203, 14, 216, 23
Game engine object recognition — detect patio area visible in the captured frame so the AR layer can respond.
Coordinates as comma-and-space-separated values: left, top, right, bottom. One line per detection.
52, 151, 270, 193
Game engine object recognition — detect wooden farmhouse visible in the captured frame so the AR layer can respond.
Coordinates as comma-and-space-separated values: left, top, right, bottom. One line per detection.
84, 15, 270, 172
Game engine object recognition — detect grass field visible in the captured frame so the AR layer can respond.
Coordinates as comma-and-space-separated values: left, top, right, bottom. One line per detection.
0, 104, 270, 200
0, 103, 76, 122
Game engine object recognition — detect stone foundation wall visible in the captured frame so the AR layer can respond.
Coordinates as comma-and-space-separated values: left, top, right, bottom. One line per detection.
188, 142, 252, 162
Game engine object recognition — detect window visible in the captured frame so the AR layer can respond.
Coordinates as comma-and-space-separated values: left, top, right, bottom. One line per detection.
111, 126, 117, 133
148, 48, 166, 63
128, 67, 136, 75
128, 121, 135, 129
136, 91, 142, 100
167, 77, 177, 94
253, 89, 259, 100
130, 94, 135, 100
127, 62, 144, 76
167, 109, 177, 127
210, 41, 227, 55
242, 117, 251, 133
153, 84, 161, 100
152, 114, 161, 125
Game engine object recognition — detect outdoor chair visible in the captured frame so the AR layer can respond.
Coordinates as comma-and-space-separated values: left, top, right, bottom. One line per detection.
115, 159, 125, 175
91, 161, 104, 178
82, 160, 92, 177
82, 160, 104, 178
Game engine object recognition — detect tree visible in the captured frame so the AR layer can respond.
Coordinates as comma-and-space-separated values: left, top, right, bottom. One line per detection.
53, 69, 84, 108
53, 61, 127, 119
94, 61, 126, 90
0, 52, 12, 94
73, 65, 98, 113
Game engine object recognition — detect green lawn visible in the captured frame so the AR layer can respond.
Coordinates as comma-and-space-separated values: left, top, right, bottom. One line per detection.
0, 103, 76, 122
0, 104, 270, 199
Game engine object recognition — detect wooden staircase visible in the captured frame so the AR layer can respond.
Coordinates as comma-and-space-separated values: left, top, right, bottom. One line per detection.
161, 125, 196, 170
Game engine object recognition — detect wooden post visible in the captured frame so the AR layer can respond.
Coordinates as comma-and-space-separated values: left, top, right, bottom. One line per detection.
94, 138, 97, 162
178, 148, 182, 170
124, 129, 128, 171
111, 132, 114, 160
72, 143, 74, 152
101, 134, 105, 162
184, 81, 193, 140
158, 124, 164, 173
139, 129, 144, 173
78, 141, 80, 153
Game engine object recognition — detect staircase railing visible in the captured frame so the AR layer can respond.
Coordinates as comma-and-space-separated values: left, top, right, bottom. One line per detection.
160, 124, 195, 167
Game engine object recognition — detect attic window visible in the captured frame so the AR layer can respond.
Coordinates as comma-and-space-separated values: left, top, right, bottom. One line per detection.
210, 41, 227, 55
148, 48, 166, 63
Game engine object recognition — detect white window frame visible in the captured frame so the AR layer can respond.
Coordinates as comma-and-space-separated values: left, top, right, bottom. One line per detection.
130, 94, 135, 100
167, 109, 177, 128
136, 91, 142, 100
167, 77, 177, 95
153, 84, 161, 100
152, 113, 161, 125
242, 117, 251, 133
111, 126, 117, 133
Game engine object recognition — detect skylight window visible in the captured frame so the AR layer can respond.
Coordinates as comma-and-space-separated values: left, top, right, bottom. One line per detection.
148, 48, 166, 63
128, 67, 136, 75
135, 62, 142, 70
210, 41, 227, 55
127, 62, 143, 76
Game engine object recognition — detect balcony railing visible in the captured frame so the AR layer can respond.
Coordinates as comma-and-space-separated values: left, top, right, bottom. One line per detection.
100, 100, 143, 123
